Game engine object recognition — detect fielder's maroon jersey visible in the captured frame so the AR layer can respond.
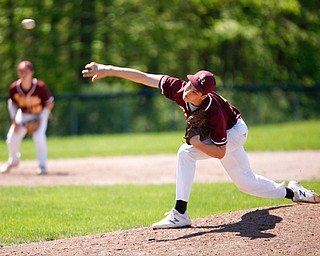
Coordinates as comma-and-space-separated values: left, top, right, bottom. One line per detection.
159, 75, 241, 146
9, 78, 54, 115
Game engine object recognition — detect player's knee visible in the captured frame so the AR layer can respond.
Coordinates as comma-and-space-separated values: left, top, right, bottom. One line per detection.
6, 135, 23, 144
231, 172, 258, 194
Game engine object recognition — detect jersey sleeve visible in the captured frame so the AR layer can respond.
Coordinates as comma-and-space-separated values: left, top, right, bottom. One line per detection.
38, 80, 54, 106
159, 75, 185, 102
9, 82, 18, 103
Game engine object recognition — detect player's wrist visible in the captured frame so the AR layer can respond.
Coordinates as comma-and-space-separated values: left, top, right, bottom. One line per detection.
96, 64, 112, 78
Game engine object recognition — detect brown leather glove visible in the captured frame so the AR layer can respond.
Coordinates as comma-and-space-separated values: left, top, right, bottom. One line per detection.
184, 108, 211, 145
24, 119, 41, 134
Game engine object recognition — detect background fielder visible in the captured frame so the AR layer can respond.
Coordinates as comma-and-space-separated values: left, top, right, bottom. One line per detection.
82, 62, 320, 229
0, 60, 54, 175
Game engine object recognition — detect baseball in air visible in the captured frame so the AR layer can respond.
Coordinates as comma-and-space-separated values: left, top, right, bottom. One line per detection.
21, 19, 36, 30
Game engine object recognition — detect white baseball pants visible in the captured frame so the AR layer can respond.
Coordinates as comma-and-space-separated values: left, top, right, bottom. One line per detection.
6, 109, 50, 168
176, 118, 286, 202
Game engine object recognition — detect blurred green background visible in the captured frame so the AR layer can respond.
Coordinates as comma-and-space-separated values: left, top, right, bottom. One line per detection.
0, 0, 319, 137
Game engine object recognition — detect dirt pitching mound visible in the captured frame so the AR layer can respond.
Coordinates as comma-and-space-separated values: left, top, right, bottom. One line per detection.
1, 204, 319, 256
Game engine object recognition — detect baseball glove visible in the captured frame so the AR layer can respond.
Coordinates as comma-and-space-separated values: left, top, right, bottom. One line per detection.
24, 119, 40, 134
184, 108, 211, 145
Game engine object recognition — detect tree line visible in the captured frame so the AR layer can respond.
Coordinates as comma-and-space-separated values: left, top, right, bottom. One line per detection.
0, 0, 319, 93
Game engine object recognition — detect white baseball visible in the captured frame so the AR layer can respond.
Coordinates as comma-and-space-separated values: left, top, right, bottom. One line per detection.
21, 19, 36, 30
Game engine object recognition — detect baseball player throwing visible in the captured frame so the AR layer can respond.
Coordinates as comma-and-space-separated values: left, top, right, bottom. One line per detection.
82, 62, 320, 229
0, 60, 54, 175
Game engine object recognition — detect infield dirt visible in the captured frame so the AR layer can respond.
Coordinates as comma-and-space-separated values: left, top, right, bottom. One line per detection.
0, 151, 319, 255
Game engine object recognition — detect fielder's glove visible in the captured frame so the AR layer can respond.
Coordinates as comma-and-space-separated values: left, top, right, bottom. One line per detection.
24, 118, 41, 134
184, 108, 211, 145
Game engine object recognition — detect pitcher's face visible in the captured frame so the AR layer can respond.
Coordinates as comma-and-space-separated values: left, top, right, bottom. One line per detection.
183, 81, 207, 106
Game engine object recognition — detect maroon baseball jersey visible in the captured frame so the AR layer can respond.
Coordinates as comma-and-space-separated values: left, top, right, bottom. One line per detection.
159, 75, 241, 146
9, 78, 54, 115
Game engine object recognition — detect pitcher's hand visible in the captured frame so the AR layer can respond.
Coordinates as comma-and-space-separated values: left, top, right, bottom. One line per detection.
82, 62, 111, 82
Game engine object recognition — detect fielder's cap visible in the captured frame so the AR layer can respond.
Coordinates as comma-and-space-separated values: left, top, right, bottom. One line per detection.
187, 70, 216, 94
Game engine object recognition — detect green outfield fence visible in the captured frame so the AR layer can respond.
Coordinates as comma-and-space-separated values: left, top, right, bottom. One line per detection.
0, 84, 319, 137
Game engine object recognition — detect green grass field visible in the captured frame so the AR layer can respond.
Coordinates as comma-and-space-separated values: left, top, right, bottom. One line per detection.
0, 119, 320, 160
1, 181, 319, 246
0, 120, 319, 246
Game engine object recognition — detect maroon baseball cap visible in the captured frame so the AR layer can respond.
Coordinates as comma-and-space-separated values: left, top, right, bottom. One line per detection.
187, 70, 216, 94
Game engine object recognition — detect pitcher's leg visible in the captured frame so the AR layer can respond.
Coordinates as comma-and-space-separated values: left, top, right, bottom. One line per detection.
220, 146, 286, 198
152, 143, 210, 229
176, 143, 210, 201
